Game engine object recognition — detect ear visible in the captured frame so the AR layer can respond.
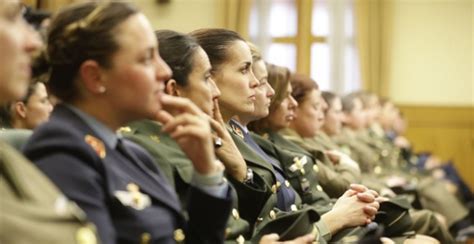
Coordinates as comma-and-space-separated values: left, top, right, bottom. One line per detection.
165, 79, 181, 96
14, 102, 27, 119
79, 60, 106, 94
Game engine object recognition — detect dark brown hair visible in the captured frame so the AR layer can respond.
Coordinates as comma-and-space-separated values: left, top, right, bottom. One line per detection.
47, 2, 138, 102
290, 73, 319, 105
321, 91, 337, 109
156, 30, 200, 87
189, 28, 244, 71
248, 63, 290, 133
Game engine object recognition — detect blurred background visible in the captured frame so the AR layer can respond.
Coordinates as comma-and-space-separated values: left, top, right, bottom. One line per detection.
22, 0, 473, 189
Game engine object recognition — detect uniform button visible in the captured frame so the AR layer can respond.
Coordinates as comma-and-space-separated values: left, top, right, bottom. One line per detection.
271, 184, 277, 193
285, 180, 290, 188
232, 208, 240, 220
276, 181, 281, 189
317, 185, 323, 192
313, 165, 319, 173
174, 229, 185, 242
76, 226, 97, 244
236, 235, 245, 244
269, 210, 276, 219
140, 232, 151, 244
290, 204, 298, 211
374, 166, 382, 174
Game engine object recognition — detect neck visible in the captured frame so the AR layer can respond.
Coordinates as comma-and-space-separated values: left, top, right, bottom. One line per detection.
72, 99, 124, 131
220, 106, 235, 124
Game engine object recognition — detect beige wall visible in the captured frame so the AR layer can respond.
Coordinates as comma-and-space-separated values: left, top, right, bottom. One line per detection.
381, 0, 473, 106
134, 0, 223, 33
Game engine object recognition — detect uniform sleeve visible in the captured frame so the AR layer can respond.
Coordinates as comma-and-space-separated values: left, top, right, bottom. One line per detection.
28, 151, 115, 244
186, 185, 233, 243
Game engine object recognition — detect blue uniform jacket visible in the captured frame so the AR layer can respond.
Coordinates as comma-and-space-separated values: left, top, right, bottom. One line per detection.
23, 104, 232, 244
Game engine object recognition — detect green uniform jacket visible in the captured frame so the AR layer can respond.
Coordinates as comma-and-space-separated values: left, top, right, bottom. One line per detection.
0, 141, 97, 244
279, 128, 355, 198
250, 131, 334, 214
228, 127, 329, 243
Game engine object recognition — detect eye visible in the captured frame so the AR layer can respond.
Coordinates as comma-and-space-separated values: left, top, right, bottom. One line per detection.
205, 75, 212, 83
141, 50, 156, 64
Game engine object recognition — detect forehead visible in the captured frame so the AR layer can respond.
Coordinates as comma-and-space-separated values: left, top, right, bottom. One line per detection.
252, 60, 267, 78
0, 0, 20, 18
114, 13, 156, 52
226, 40, 252, 66
191, 47, 211, 74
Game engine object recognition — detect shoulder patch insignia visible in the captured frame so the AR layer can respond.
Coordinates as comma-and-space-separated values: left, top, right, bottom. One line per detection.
84, 135, 106, 159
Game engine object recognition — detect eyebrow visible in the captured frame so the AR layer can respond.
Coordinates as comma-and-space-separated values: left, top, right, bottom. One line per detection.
241, 61, 251, 68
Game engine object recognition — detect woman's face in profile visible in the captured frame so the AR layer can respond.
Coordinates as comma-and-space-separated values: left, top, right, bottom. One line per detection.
177, 47, 220, 115
323, 97, 343, 136
251, 59, 274, 119
211, 40, 258, 118
267, 83, 298, 131
19, 82, 53, 129
292, 88, 326, 138
98, 13, 171, 122
0, 0, 41, 104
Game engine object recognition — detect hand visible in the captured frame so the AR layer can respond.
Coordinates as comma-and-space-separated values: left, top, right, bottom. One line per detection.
322, 188, 380, 234
156, 94, 222, 175
259, 233, 315, 244
394, 136, 410, 149
209, 99, 247, 181
324, 150, 340, 165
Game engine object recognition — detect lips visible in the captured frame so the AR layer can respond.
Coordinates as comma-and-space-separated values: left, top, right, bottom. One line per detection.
249, 95, 256, 101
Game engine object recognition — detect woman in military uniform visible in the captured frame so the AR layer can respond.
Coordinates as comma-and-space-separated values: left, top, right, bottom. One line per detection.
22, 2, 232, 243
0, 1, 98, 243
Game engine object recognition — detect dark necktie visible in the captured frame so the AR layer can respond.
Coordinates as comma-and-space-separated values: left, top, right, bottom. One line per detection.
240, 128, 296, 211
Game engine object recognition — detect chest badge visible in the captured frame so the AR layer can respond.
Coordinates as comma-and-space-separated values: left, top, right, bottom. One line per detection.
289, 156, 308, 174
114, 183, 151, 210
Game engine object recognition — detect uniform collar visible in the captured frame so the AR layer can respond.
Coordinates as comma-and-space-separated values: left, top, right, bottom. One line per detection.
64, 104, 119, 149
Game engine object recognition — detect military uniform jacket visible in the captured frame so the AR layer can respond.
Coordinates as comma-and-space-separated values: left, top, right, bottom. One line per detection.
123, 120, 252, 242
0, 140, 97, 244
22, 105, 232, 244
250, 131, 334, 214
279, 128, 356, 198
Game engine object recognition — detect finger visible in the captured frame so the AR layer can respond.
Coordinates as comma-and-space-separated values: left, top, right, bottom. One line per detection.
363, 205, 379, 217
375, 196, 390, 203
212, 99, 224, 123
344, 189, 358, 197
155, 110, 174, 124
287, 233, 315, 243
357, 192, 375, 203
209, 118, 226, 137
259, 233, 280, 243
170, 126, 211, 141
368, 189, 379, 197
162, 114, 207, 134
160, 94, 203, 116
350, 184, 368, 193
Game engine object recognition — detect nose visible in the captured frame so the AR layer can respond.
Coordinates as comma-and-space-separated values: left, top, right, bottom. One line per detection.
249, 69, 259, 89
155, 53, 172, 83
266, 82, 275, 98
209, 78, 221, 100
289, 95, 298, 109
23, 22, 43, 55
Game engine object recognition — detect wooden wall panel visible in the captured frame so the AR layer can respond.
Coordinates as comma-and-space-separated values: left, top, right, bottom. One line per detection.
398, 105, 474, 190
